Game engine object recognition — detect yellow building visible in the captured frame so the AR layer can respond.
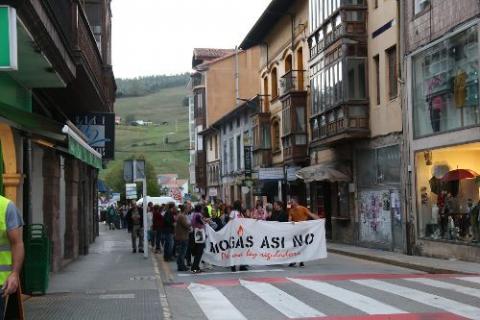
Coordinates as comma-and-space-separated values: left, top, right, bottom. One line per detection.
240, 0, 310, 203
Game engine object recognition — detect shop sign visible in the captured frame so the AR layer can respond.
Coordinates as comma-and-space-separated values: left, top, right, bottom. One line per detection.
208, 188, 218, 197
123, 159, 145, 182
259, 167, 284, 180
0, 6, 17, 70
286, 167, 300, 182
125, 183, 137, 200
244, 145, 252, 177
73, 113, 115, 159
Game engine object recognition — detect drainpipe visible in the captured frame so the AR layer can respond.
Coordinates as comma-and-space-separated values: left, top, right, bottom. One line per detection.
235, 46, 240, 101
398, 0, 414, 255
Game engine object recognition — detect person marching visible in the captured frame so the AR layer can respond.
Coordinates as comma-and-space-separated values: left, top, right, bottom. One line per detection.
288, 197, 319, 267
0, 195, 24, 319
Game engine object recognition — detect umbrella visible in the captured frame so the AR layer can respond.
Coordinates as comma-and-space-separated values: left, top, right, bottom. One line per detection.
441, 169, 479, 182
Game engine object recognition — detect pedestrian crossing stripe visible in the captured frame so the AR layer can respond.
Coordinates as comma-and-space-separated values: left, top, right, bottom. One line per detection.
352, 279, 480, 320
186, 276, 480, 320
457, 276, 480, 285
406, 277, 480, 299
288, 277, 406, 315
188, 283, 247, 320
240, 279, 325, 318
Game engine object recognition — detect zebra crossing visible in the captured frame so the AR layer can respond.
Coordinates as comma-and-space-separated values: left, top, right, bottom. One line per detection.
180, 274, 480, 320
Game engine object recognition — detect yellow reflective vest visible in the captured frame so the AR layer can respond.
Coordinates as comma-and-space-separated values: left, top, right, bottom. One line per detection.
0, 196, 12, 285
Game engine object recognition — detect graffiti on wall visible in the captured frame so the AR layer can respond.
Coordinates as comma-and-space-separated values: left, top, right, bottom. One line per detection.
359, 190, 400, 244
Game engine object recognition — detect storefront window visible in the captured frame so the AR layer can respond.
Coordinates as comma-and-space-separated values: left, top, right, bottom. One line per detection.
412, 26, 480, 138
415, 142, 480, 245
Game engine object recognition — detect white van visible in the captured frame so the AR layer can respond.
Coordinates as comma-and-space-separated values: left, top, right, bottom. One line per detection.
136, 196, 179, 207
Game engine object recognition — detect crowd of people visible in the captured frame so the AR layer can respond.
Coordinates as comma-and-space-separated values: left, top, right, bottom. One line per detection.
105, 196, 320, 273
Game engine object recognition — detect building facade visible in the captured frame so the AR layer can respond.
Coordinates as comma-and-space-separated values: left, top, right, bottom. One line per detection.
404, 0, 480, 261
190, 47, 260, 198
240, 0, 310, 204
0, 1, 115, 272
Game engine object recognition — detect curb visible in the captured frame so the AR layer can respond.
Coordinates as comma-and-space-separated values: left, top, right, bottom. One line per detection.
328, 248, 475, 275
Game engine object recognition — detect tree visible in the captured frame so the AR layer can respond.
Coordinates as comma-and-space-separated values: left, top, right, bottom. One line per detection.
104, 155, 160, 200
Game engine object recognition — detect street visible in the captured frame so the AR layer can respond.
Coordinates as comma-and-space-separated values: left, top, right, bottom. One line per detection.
24, 226, 480, 320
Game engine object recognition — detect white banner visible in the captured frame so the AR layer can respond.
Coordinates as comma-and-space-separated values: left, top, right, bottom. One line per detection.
202, 219, 327, 267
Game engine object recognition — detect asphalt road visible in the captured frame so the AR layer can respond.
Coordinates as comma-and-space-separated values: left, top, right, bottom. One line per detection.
160, 253, 480, 320
24, 227, 480, 320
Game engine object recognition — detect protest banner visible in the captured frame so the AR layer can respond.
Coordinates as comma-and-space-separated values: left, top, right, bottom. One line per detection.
202, 218, 327, 267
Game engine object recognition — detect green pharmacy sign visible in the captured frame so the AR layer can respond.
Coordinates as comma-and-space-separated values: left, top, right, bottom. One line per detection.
0, 6, 17, 70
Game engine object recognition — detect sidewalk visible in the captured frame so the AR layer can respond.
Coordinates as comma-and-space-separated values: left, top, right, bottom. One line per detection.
328, 242, 480, 274
24, 225, 166, 320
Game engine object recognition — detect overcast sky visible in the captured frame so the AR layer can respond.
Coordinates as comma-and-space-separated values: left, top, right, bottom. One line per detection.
111, 0, 271, 79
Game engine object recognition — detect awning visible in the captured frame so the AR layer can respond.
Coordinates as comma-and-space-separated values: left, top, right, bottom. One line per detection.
62, 125, 102, 169
296, 164, 351, 183
0, 101, 66, 143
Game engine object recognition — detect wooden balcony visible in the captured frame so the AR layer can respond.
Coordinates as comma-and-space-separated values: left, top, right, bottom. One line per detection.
281, 91, 308, 165
280, 70, 307, 96
207, 160, 221, 187
310, 104, 369, 147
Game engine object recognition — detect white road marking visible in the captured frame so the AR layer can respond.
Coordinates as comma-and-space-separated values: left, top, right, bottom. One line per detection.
177, 268, 284, 277
240, 279, 325, 318
457, 276, 480, 285
406, 277, 480, 299
99, 294, 135, 299
353, 279, 480, 320
288, 277, 406, 315
188, 283, 247, 320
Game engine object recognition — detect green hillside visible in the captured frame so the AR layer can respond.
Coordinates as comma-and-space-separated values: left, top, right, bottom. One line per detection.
100, 85, 190, 183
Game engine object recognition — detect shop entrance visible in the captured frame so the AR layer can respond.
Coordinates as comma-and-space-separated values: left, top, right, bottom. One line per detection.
312, 182, 332, 240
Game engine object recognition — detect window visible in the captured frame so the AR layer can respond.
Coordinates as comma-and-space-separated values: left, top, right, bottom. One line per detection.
386, 46, 398, 99
236, 117, 240, 128
412, 26, 479, 137
223, 141, 227, 174
414, 0, 430, 15
236, 135, 241, 170
347, 58, 367, 100
285, 55, 292, 73
229, 137, 234, 172
214, 135, 218, 159
296, 107, 306, 133
356, 145, 401, 188
209, 136, 213, 151
272, 120, 281, 152
374, 55, 380, 105
344, 11, 364, 22
263, 77, 270, 112
374, 0, 378, 9
271, 68, 278, 99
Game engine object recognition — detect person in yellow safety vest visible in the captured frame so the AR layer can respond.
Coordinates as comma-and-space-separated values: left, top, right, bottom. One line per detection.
206, 203, 212, 218
0, 195, 24, 318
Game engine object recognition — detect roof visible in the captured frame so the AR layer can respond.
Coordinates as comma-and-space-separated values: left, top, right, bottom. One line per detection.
192, 48, 235, 68
194, 51, 237, 71
239, 0, 294, 50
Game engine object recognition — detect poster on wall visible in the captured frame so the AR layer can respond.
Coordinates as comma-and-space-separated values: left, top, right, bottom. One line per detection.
73, 113, 115, 160
359, 190, 397, 244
